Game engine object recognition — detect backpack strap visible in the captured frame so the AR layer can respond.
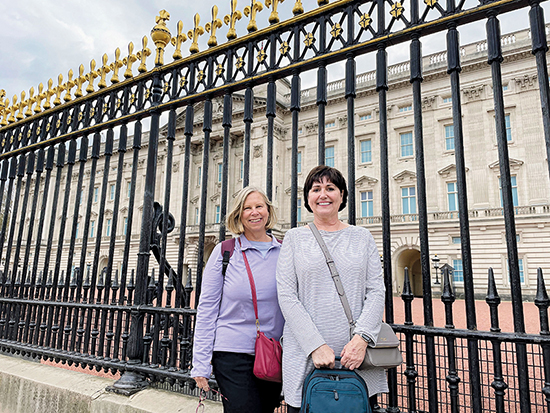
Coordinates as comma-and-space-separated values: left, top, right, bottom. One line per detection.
221, 238, 236, 277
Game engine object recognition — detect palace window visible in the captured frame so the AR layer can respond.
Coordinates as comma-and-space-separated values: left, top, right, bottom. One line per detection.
507, 258, 525, 283
325, 146, 335, 167
360, 140, 372, 163
123, 217, 128, 236
127, 181, 131, 198
75, 223, 79, 239
445, 125, 455, 151
297, 152, 302, 174
94, 187, 99, 203
90, 221, 95, 238
215, 205, 220, 224
400, 132, 413, 157
453, 259, 464, 283
443, 97, 452, 103
499, 176, 518, 207
110, 184, 115, 200
505, 114, 512, 141
197, 166, 202, 186
360, 191, 373, 218
297, 198, 302, 222
106, 219, 111, 237
360, 113, 372, 121
447, 182, 458, 211
399, 105, 412, 112
218, 163, 223, 183
402, 187, 416, 214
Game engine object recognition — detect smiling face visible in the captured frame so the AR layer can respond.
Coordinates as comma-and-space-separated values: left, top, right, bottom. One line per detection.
241, 191, 269, 239
307, 177, 344, 221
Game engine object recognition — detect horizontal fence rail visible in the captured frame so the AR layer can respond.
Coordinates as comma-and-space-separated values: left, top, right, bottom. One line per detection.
0, 0, 550, 411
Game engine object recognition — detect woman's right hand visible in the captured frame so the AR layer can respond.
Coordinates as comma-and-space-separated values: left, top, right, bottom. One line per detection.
193, 376, 210, 391
311, 344, 335, 369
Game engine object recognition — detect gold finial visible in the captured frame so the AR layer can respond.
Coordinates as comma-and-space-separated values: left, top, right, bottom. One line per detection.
265, 0, 284, 25
244, 1, 263, 32
205, 6, 223, 47
187, 14, 205, 54
64, 69, 75, 102
97, 54, 111, 88
151, 10, 172, 66
74, 65, 86, 97
293, 0, 304, 15
53, 74, 65, 106
0, 90, 5, 125
110, 48, 124, 83
224, 0, 242, 40
171, 21, 187, 60
123, 42, 138, 78
26, 87, 35, 117
136, 36, 152, 73
17, 91, 27, 120
86, 60, 99, 93
43, 79, 54, 110
0, 96, 8, 126
318, 0, 329, 5
8, 95, 18, 123
34, 83, 44, 113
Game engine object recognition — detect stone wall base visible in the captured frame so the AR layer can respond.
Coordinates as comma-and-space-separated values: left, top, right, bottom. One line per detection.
0, 354, 222, 413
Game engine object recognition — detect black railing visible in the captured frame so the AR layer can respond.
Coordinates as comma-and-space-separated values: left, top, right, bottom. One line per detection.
0, 0, 549, 411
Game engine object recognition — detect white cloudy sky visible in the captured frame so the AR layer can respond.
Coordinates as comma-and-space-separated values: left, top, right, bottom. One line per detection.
0, 0, 547, 102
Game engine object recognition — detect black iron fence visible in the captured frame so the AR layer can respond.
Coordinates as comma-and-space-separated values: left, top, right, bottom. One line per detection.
1, 0, 550, 411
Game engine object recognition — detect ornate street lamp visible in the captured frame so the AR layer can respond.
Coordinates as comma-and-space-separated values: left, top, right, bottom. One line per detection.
432, 254, 440, 285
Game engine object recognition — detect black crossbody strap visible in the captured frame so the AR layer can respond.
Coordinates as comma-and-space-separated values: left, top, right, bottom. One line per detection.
309, 223, 355, 339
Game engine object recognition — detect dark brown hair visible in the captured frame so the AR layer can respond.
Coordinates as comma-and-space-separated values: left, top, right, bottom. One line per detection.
303, 165, 348, 213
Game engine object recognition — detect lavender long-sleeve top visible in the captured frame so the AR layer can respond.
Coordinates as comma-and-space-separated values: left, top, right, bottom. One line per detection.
191, 234, 284, 378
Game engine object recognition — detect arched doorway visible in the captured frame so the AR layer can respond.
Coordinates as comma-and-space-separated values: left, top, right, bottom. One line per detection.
394, 247, 422, 297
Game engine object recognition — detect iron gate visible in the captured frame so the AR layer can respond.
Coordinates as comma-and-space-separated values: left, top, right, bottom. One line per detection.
1, 0, 550, 411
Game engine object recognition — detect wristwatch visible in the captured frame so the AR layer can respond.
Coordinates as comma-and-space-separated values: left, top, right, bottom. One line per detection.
356, 333, 372, 345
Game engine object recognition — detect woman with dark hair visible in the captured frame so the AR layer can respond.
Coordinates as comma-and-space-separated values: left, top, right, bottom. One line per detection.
276, 165, 388, 412
192, 186, 284, 413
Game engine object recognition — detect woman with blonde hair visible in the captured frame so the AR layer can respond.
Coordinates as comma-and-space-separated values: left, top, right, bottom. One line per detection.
192, 186, 284, 413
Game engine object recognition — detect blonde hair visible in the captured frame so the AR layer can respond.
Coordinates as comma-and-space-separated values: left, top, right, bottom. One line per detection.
226, 186, 277, 235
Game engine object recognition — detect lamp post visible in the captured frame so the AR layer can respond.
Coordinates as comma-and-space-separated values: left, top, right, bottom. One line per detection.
432, 254, 440, 285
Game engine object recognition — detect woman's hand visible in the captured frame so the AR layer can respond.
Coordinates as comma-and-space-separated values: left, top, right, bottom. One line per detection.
193, 376, 210, 391
340, 334, 368, 370
311, 344, 335, 368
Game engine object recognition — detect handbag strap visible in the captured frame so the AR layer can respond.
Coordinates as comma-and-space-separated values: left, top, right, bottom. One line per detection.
309, 223, 355, 339
239, 238, 261, 332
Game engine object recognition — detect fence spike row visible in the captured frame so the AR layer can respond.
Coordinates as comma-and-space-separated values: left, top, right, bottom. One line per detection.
17, 91, 26, 120
25, 87, 35, 117
74, 65, 86, 98
123, 42, 137, 78
188, 13, 205, 54
224, 0, 242, 40
293, 0, 304, 16
43, 78, 54, 109
171, 21, 187, 60
63, 69, 75, 102
265, 0, 284, 25
151, 10, 172, 67
136, 36, 152, 73
85, 60, 98, 93
205, 6, 223, 48
110, 48, 124, 84
244, 0, 263, 32
52, 74, 65, 106
97, 54, 111, 89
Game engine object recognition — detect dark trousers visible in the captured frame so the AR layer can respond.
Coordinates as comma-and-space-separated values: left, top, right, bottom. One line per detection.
212, 351, 282, 413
